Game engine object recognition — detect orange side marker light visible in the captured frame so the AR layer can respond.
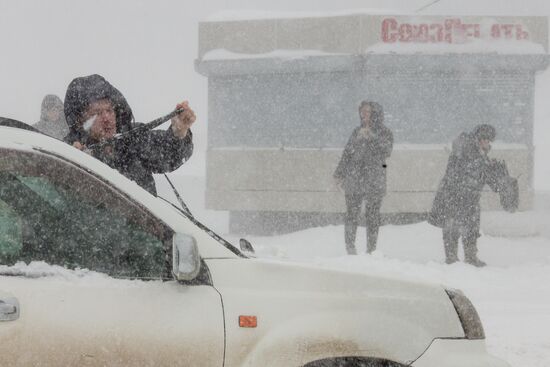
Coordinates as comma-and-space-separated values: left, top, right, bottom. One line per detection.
239, 315, 257, 328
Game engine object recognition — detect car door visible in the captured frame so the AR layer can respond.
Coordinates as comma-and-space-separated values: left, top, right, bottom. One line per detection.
0, 148, 224, 366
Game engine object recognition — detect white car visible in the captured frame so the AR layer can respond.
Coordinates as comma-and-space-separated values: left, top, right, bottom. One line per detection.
0, 125, 510, 367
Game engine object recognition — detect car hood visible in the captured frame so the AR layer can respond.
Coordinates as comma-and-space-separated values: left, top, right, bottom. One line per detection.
206, 257, 465, 365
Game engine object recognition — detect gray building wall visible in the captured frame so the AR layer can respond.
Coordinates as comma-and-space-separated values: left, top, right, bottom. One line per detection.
196, 15, 549, 233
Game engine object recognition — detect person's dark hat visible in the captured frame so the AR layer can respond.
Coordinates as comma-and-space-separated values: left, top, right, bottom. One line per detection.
64, 74, 133, 138
473, 124, 496, 141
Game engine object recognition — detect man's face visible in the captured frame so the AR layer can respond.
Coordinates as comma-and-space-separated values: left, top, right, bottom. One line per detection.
82, 99, 117, 141
479, 138, 491, 154
359, 105, 372, 126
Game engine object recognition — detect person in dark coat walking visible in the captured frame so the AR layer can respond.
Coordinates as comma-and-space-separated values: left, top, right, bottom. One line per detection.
334, 101, 393, 255
34, 94, 69, 140
429, 124, 500, 267
64, 74, 195, 195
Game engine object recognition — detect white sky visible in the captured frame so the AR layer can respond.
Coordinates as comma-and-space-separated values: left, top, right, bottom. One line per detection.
1, 0, 550, 186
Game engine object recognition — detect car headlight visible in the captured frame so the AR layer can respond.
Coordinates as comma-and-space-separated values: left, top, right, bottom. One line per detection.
445, 289, 485, 340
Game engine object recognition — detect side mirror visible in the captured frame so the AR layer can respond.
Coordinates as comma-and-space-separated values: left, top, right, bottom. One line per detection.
172, 233, 201, 281
239, 238, 255, 255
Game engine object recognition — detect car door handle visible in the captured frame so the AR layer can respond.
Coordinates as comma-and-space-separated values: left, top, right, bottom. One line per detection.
0, 298, 19, 321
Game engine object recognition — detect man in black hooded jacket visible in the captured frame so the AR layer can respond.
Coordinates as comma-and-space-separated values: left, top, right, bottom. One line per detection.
64, 74, 195, 195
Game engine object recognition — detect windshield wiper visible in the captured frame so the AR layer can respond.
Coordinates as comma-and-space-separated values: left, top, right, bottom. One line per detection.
156, 195, 246, 258
162, 173, 193, 217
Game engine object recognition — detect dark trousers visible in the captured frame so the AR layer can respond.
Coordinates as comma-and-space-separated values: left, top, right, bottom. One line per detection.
344, 191, 382, 253
442, 219, 480, 261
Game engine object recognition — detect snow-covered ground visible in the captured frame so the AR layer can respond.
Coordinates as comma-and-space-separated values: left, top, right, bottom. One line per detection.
158, 174, 550, 367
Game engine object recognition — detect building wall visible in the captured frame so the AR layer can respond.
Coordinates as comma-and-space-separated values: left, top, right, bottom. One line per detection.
206, 146, 532, 213
204, 65, 535, 214
207, 69, 534, 149
197, 15, 548, 223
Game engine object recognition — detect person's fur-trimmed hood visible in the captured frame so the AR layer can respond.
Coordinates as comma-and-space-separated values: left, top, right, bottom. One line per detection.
64, 74, 133, 143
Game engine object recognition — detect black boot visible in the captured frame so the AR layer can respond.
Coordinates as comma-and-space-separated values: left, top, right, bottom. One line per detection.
366, 228, 378, 254
366, 244, 376, 254
444, 242, 459, 264
464, 239, 486, 267
345, 243, 357, 255
465, 256, 487, 267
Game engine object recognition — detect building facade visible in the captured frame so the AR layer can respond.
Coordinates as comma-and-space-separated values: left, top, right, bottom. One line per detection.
196, 14, 549, 234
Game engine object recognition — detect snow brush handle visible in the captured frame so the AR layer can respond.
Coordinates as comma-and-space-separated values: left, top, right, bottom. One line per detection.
141, 108, 185, 131
88, 108, 185, 149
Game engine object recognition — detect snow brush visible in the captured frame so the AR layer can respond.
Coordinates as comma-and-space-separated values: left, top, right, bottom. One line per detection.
87, 108, 185, 149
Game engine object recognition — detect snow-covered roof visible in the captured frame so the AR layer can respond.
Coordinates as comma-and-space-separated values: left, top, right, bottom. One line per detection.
204, 9, 400, 22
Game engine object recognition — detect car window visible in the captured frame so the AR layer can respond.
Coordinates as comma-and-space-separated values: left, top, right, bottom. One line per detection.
0, 149, 171, 279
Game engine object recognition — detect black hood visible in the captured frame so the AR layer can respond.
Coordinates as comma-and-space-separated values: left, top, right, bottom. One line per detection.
358, 101, 386, 132
64, 74, 133, 143
472, 124, 496, 142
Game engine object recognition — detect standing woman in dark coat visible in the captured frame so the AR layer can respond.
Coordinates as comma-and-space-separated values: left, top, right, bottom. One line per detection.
334, 101, 393, 255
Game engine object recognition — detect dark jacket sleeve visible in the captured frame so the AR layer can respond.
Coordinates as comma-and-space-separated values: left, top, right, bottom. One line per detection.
370, 126, 393, 159
445, 133, 468, 180
447, 133, 492, 194
484, 159, 505, 193
134, 127, 194, 174
334, 128, 358, 179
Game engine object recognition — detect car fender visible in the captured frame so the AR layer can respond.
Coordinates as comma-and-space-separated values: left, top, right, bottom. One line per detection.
236, 310, 435, 366
207, 260, 463, 367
